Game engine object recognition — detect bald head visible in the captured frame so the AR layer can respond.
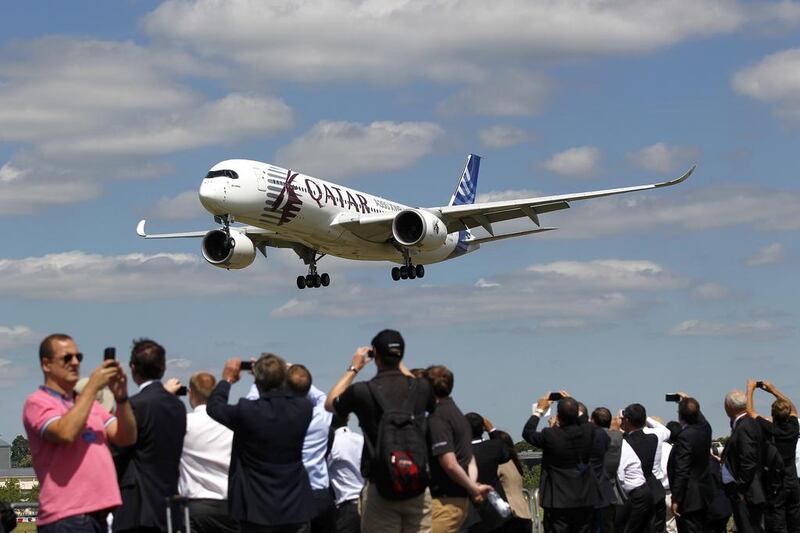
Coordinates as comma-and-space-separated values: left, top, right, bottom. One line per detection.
725, 389, 746, 418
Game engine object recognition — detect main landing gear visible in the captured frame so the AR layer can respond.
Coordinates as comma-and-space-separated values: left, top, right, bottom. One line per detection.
391, 250, 425, 281
295, 248, 330, 290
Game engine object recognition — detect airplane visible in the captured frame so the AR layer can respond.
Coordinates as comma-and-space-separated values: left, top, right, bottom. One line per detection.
137, 155, 693, 289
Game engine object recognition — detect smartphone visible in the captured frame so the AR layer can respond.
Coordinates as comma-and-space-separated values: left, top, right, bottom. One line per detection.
175, 386, 188, 396
665, 393, 681, 402
367, 348, 374, 359
548, 392, 563, 401
103, 347, 116, 361
240, 361, 253, 371
756, 381, 764, 389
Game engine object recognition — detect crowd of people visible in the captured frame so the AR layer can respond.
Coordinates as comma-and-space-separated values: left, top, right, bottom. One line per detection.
15, 330, 800, 533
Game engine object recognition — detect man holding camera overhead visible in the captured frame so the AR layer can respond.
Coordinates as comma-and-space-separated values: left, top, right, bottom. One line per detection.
522, 391, 599, 533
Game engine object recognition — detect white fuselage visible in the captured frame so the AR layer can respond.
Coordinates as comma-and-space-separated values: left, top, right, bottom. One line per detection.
198, 159, 463, 265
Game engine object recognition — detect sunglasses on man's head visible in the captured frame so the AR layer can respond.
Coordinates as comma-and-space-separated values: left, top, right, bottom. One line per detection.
52, 353, 83, 364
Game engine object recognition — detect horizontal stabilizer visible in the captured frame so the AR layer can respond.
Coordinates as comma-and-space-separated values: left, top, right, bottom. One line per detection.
465, 227, 557, 245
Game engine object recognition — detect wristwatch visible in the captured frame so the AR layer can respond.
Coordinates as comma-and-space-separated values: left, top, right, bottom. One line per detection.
347, 365, 359, 374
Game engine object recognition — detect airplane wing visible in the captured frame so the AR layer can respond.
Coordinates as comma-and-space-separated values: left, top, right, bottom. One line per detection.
434, 166, 694, 235
136, 219, 303, 250
336, 166, 693, 241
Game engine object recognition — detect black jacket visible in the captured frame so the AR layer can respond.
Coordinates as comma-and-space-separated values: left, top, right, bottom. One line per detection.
666, 413, 714, 513
207, 381, 314, 526
113, 381, 187, 532
722, 415, 766, 505
590, 427, 613, 508
522, 415, 598, 509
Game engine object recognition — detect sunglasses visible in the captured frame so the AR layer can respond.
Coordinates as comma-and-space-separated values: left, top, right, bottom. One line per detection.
52, 353, 83, 364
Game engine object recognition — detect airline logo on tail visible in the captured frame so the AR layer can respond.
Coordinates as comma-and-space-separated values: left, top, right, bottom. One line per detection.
449, 154, 481, 252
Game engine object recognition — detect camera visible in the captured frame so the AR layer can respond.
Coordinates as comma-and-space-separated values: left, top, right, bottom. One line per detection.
103, 347, 116, 361
367, 348, 374, 359
241, 361, 253, 371
548, 392, 563, 401
756, 381, 764, 389
176, 386, 188, 396
665, 393, 681, 402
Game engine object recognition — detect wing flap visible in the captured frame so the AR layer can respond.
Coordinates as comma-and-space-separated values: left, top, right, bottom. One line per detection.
466, 227, 557, 245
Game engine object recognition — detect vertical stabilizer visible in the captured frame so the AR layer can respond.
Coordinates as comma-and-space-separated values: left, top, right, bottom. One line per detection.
448, 154, 481, 206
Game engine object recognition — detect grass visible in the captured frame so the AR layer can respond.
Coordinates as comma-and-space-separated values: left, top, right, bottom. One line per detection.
14, 523, 37, 532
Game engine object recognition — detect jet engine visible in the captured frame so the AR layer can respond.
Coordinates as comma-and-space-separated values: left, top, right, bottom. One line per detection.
392, 209, 448, 251
201, 229, 256, 269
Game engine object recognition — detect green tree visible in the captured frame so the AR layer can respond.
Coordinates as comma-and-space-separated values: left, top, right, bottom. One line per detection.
0, 477, 22, 503
11, 435, 32, 468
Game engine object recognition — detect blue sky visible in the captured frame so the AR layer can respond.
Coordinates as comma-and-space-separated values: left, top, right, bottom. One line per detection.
2, 0, 800, 441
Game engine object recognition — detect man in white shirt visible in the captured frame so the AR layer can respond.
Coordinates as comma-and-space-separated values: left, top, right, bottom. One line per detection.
327, 414, 364, 533
617, 437, 653, 532
644, 416, 672, 533
179, 372, 237, 533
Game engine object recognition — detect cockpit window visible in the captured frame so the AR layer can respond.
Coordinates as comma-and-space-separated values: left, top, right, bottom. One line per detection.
204, 169, 239, 179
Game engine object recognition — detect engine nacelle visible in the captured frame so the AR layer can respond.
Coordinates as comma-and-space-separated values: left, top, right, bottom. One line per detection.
201, 229, 256, 269
392, 209, 448, 251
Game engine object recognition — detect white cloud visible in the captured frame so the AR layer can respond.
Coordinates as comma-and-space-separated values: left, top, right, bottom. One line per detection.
0, 358, 32, 389
144, 0, 745, 83
538, 318, 588, 330
0, 251, 286, 301
276, 121, 444, 179
527, 260, 687, 291
148, 190, 206, 220
626, 143, 700, 173
167, 358, 192, 370
732, 48, 800, 120
691, 282, 732, 301
669, 319, 790, 340
541, 146, 603, 178
0, 180, 101, 215
745, 242, 786, 266
0, 163, 28, 183
479, 125, 531, 149
439, 71, 552, 117
0, 326, 38, 352
270, 258, 686, 323
41, 94, 293, 156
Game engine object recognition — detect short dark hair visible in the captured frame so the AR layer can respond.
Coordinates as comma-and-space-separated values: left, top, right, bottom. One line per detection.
254, 353, 286, 393
666, 421, 682, 443
772, 399, 792, 424
557, 397, 580, 426
130, 338, 166, 380
39, 333, 72, 362
189, 372, 216, 404
409, 368, 428, 379
465, 412, 484, 439
287, 364, 311, 395
623, 403, 647, 429
426, 365, 454, 398
577, 402, 589, 424
591, 407, 612, 428
678, 397, 701, 425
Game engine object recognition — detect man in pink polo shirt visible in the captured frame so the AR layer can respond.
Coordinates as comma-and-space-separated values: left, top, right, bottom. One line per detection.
22, 333, 137, 532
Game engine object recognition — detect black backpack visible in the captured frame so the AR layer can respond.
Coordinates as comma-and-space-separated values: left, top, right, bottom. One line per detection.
0, 500, 17, 532
365, 379, 430, 500
762, 438, 785, 496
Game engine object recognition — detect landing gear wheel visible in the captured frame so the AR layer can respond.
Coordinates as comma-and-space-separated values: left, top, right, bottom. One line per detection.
408, 267, 417, 280
415, 264, 425, 278
400, 266, 409, 280
296, 276, 306, 289
306, 274, 315, 287
313, 274, 321, 288
391, 267, 401, 281
321, 273, 330, 287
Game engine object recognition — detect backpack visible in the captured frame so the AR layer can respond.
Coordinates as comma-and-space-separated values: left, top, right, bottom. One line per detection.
365, 379, 430, 500
762, 438, 785, 496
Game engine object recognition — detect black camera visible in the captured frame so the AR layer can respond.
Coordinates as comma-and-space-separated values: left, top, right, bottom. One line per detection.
103, 347, 116, 361
548, 392, 563, 401
176, 386, 188, 396
241, 361, 253, 371
756, 381, 764, 389
665, 393, 681, 402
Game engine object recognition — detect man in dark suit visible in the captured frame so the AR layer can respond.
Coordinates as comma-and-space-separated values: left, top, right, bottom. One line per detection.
207, 353, 314, 533
590, 407, 618, 533
665, 395, 714, 533
523, 392, 598, 533
114, 339, 187, 533
722, 389, 766, 533
619, 403, 664, 533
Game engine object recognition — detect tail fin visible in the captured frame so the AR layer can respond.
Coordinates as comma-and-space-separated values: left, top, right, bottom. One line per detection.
448, 154, 481, 206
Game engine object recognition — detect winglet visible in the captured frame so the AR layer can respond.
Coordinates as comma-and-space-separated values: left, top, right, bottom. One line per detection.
136, 219, 147, 237
655, 165, 695, 188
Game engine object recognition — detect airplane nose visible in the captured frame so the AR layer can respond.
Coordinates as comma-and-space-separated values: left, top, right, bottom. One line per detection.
199, 179, 226, 214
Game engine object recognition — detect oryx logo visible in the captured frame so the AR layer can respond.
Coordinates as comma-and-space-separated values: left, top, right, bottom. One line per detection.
433, 221, 440, 234
269, 170, 303, 225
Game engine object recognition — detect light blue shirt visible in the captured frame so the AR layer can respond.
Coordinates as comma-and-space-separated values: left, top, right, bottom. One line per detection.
246, 383, 333, 489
